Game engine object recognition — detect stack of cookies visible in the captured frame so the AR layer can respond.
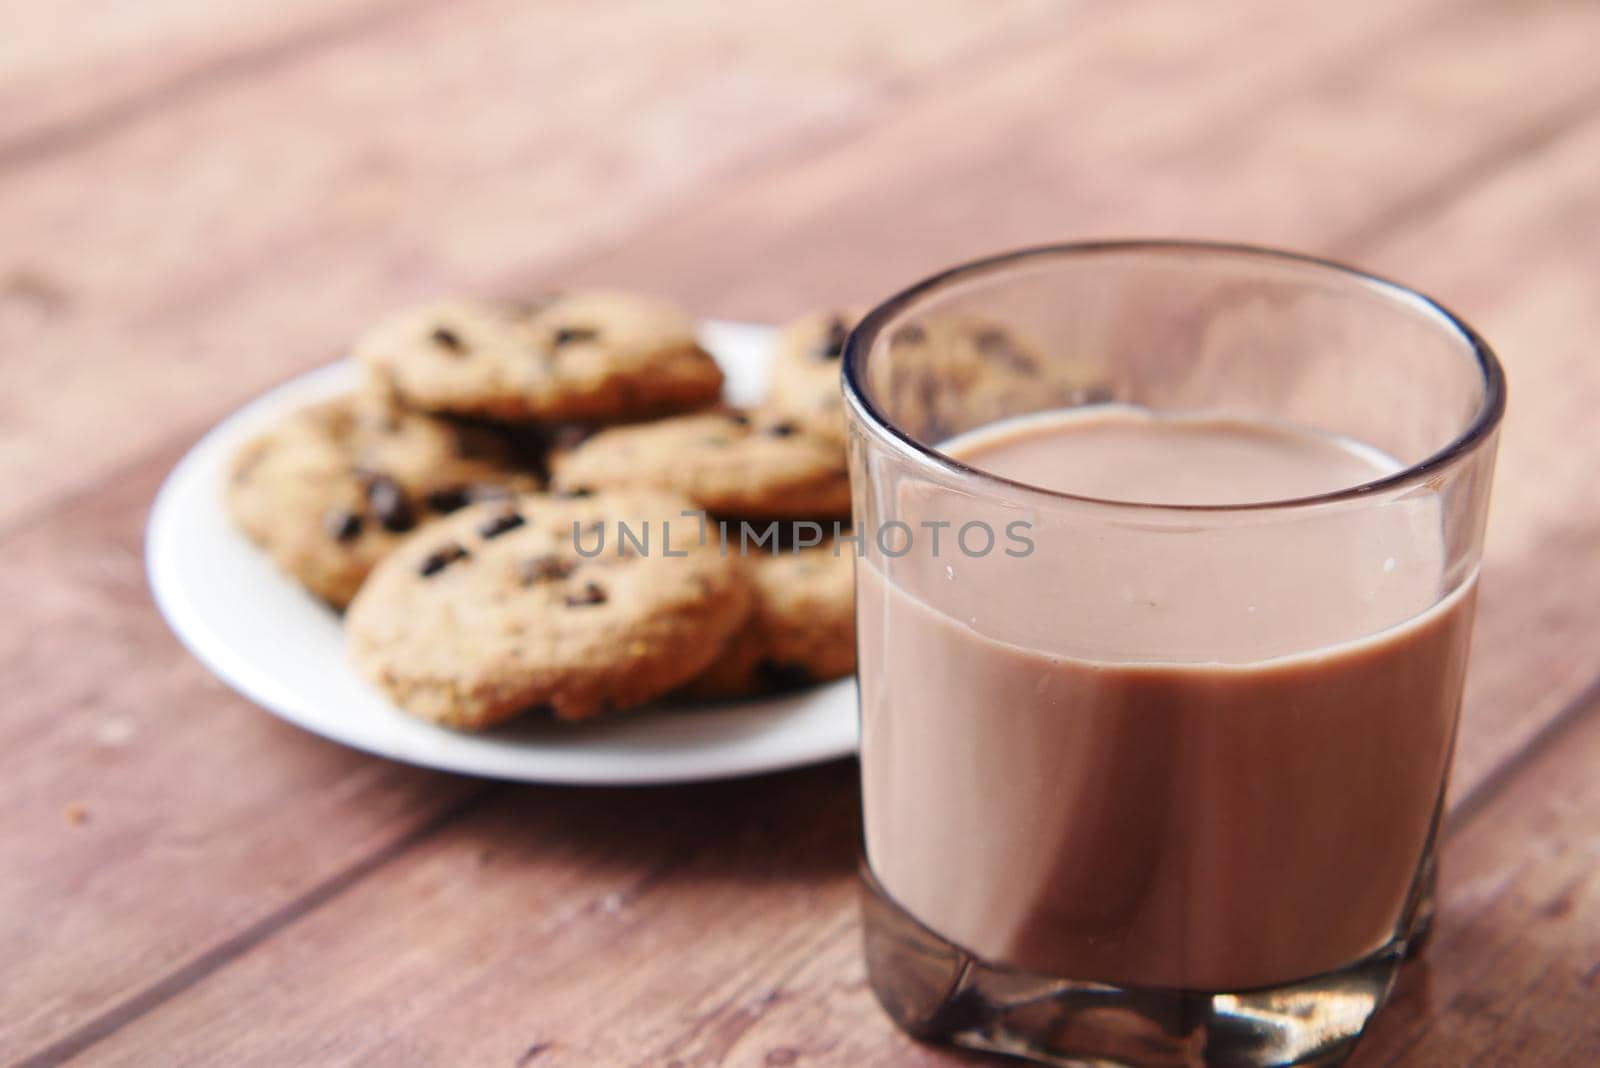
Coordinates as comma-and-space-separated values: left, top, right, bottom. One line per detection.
226, 291, 861, 731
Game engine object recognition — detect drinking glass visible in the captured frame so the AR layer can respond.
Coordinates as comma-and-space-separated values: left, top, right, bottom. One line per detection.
842, 241, 1504, 1067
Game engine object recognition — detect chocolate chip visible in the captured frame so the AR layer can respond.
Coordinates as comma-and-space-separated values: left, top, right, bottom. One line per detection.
424, 486, 472, 514
519, 554, 575, 585
478, 510, 526, 539
1003, 350, 1040, 373
450, 427, 504, 462
973, 327, 1039, 373
365, 474, 415, 533
514, 293, 560, 317
551, 425, 596, 451
419, 542, 469, 577
727, 412, 750, 427
555, 486, 594, 499
756, 659, 814, 692
431, 326, 465, 353
891, 323, 927, 347
917, 376, 951, 442
815, 316, 849, 360
324, 509, 362, 542
971, 327, 1008, 350
552, 326, 599, 347
765, 422, 799, 438
565, 581, 607, 607
1077, 383, 1116, 405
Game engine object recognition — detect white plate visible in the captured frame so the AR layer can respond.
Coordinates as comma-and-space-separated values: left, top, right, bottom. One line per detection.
146, 321, 859, 785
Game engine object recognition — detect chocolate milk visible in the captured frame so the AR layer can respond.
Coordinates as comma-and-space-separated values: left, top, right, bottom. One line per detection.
858, 408, 1475, 992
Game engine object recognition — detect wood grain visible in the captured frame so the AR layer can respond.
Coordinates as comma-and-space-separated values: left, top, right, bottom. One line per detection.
560, 0, 1600, 314
49, 38, 1600, 1068
0, 0, 1067, 531
1355, 689, 1600, 1066
0, 2, 1069, 1056
4, 0, 1600, 1064
51, 764, 870, 1068
0, 0, 431, 156
1356, 110, 1600, 811
559, 0, 1600, 800
0, 459, 487, 1060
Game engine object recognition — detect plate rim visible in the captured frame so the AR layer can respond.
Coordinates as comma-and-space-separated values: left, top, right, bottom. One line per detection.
145, 321, 860, 786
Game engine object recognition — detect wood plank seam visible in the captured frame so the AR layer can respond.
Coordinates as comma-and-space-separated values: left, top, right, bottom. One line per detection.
653, 916, 859, 1066
1443, 670, 1600, 838
0, 0, 1083, 176
1372, 911, 1558, 1068
5, 783, 503, 1068
5, 3, 1596, 1060
505, 0, 1089, 285
539, 0, 1508, 293
0, 1, 1100, 541
3, 44, 1596, 1058
0, 0, 443, 173
5, 85, 1594, 1058
17, 69, 1600, 556
1328, 78, 1600, 259
1364, 684, 1600, 1068
5, 0, 1578, 550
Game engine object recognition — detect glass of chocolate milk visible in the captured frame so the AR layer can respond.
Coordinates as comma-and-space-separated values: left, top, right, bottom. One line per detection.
842, 242, 1504, 1067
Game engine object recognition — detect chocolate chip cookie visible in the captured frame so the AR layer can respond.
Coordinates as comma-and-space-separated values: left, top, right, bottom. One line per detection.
226, 394, 538, 608
355, 291, 725, 423
678, 533, 856, 699
345, 491, 753, 729
767, 309, 861, 442
868, 317, 1108, 443
549, 408, 851, 519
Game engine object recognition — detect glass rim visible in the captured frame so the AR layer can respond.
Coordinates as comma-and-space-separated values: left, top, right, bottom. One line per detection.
841, 239, 1506, 514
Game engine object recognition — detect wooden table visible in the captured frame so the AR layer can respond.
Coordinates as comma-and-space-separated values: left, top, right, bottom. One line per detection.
4, 0, 1599, 1063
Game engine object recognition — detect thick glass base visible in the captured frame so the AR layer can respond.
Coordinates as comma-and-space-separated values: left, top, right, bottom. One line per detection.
861, 865, 1433, 1067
